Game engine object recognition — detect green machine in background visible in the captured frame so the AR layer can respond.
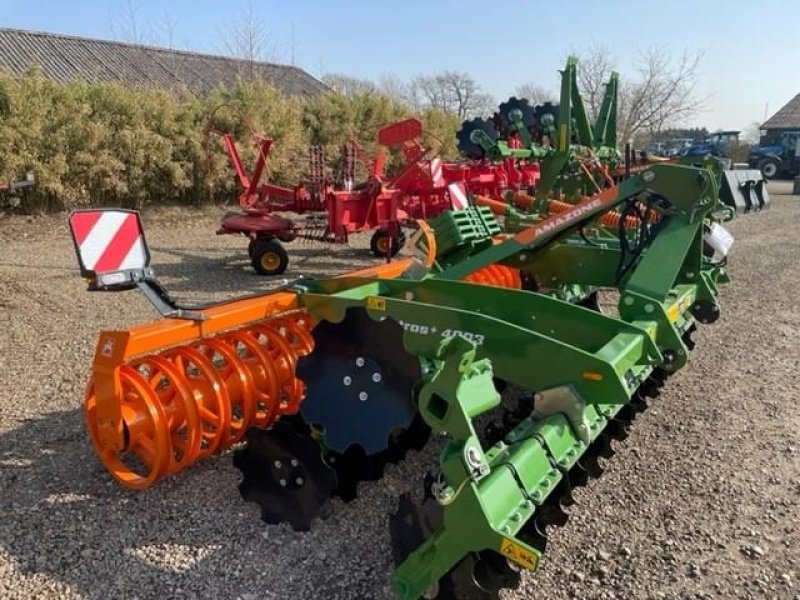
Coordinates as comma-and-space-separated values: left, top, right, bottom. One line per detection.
458, 56, 621, 204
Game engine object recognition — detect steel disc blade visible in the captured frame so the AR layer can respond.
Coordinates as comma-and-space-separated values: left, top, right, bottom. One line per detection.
442, 552, 520, 600
390, 485, 521, 599
578, 453, 605, 478
531, 101, 560, 144
497, 96, 536, 137
390, 485, 444, 566
568, 463, 589, 489
555, 479, 576, 507
608, 414, 632, 440
683, 323, 697, 350
533, 101, 560, 126
456, 117, 498, 159
389, 493, 431, 566
297, 307, 421, 455
233, 421, 336, 531
517, 520, 548, 553
327, 445, 392, 501
536, 500, 570, 529
331, 412, 433, 501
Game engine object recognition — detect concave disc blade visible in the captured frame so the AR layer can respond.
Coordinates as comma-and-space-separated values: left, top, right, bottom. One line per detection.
297, 307, 421, 455
233, 420, 336, 531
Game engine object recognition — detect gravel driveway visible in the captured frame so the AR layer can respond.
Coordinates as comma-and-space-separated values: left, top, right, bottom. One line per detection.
1, 182, 798, 599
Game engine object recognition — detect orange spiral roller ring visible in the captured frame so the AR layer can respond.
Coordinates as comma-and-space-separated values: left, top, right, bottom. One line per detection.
84, 310, 314, 490
473, 195, 510, 216
511, 192, 536, 211
463, 264, 522, 289
546, 198, 648, 229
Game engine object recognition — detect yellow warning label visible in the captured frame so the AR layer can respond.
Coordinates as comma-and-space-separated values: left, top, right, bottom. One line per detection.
667, 296, 692, 323
499, 538, 538, 570
366, 296, 386, 311
667, 303, 680, 323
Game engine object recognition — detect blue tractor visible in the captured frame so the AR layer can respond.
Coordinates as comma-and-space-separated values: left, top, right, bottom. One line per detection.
683, 130, 741, 159
748, 131, 800, 179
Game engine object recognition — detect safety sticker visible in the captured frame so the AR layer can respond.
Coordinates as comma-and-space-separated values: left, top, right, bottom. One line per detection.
366, 296, 386, 311
101, 338, 115, 357
499, 538, 539, 570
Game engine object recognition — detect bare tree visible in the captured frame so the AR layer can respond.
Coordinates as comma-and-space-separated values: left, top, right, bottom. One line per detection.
409, 72, 494, 120
110, 0, 152, 45
514, 83, 557, 106
378, 74, 413, 106
399, 79, 424, 113
321, 73, 376, 98
575, 42, 616, 121
220, 4, 278, 68
742, 121, 763, 144
575, 45, 705, 143
623, 49, 704, 142
156, 10, 181, 87
157, 9, 179, 50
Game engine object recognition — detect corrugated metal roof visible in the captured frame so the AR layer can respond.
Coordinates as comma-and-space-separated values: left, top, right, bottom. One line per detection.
0, 27, 327, 96
762, 93, 800, 130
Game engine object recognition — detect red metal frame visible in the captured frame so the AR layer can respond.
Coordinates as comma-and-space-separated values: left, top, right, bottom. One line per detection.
213, 118, 544, 250
214, 130, 408, 245
377, 119, 542, 220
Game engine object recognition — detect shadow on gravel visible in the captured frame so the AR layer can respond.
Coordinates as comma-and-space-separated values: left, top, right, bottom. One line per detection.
0, 405, 407, 599
0, 408, 257, 597
149, 244, 378, 297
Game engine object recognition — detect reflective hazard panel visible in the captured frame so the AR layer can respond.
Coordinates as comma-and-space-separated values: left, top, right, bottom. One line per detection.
69, 209, 150, 276
447, 182, 469, 211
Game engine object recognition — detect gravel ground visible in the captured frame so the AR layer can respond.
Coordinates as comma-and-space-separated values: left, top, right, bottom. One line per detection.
1, 182, 798, 600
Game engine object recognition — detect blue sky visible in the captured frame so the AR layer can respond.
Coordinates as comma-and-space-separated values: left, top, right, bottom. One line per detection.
1, 0, 798, 132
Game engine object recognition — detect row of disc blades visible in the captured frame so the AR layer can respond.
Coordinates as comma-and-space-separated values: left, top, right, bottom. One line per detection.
388, 323, 697, 598
456, 98, 560, 159
388, 361, 676, 598
233, 307, 430, 531
233, 299, 696, 596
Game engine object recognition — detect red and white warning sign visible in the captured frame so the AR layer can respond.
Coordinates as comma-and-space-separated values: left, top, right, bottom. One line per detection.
69, 210, 148, 273
447, 182, 469, 211
429, 158, 443, 186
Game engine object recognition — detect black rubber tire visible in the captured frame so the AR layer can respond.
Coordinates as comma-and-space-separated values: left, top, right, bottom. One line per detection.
247, 238, 258, 259
758, 158, 780, 180
250, 238, 289, 276
369, 230, 405, 258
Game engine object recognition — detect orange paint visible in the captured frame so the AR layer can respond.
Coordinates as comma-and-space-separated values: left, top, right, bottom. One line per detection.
86, 257, 411, 489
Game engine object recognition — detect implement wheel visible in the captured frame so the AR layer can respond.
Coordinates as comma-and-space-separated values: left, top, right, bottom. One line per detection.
370, 229, 405, 258
250, 238, 289, 276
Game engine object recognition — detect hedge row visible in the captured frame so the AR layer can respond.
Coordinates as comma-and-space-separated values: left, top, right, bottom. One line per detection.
0, 68, 461, 212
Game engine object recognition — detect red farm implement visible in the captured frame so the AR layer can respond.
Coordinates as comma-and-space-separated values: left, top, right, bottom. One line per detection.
0, 170, 35, 196
215, 130, 411, 275
378, 118, 542, 219
213, 116, 549, 276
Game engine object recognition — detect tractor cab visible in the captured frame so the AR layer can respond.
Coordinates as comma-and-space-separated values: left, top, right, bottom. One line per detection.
749, 130, 800, 178
708, 130, 741, 147
683, 131, 740, 158
778, 131, 800, 158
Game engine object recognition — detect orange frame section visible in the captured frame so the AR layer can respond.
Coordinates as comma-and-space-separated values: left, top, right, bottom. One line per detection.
90, 258, 415, 451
